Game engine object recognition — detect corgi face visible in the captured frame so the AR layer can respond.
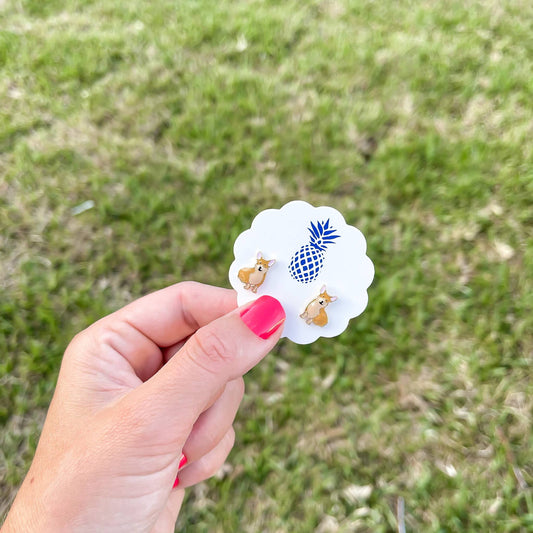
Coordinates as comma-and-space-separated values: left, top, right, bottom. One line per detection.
317, 290, 337, 307
255, 253, 275, 272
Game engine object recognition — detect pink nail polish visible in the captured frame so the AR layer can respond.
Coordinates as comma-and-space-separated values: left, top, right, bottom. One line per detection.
240, 295, 285, 339
172, 454, 187, 489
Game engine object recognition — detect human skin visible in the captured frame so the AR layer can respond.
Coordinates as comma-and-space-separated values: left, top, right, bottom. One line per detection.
1, 282, 285, 533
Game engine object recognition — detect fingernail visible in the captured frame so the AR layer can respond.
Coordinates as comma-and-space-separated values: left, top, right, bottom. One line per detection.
240, 295, 285, 339
172, 455, 187, 489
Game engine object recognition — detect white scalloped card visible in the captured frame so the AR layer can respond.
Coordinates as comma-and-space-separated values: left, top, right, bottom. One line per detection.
229, 201, 374, 344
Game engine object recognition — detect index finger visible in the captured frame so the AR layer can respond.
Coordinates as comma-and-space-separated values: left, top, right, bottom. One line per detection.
111, 282, 238, 347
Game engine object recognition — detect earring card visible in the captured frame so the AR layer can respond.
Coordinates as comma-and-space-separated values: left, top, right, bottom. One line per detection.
229, 201, 374, 344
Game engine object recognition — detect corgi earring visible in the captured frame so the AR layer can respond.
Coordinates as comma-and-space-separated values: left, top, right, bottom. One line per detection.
238, 251, 276, 293
300, 285, 338, 327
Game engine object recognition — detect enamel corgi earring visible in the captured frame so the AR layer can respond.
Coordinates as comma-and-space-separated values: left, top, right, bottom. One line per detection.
238, 252, 276, 293
300, 285, 337, 327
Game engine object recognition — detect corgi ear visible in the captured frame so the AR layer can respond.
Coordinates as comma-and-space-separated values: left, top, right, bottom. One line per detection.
320, 284, 326, 293
257, 251, 263, 259
330, 296, 338, 302
268, 259, 276, 267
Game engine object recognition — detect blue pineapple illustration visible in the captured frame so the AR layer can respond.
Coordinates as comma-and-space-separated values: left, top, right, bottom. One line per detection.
289, 219, 340, 283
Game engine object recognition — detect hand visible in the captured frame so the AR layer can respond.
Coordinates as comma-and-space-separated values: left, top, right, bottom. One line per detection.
2, 282, 285, 533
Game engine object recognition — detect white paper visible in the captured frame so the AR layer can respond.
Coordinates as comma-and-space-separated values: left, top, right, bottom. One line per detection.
229, 201, 374, 344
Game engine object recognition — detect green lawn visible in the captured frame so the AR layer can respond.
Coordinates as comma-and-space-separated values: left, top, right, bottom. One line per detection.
1, 0, 532, 531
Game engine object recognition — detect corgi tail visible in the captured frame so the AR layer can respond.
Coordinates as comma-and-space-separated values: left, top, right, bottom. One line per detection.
313, 309, 328, 327
238, 269, 247, 282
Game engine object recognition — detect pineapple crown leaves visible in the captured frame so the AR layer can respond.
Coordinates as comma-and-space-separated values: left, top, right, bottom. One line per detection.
308, 219, 340, 251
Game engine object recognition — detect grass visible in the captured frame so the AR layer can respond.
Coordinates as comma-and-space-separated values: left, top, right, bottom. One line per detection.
1, 0, 532, 530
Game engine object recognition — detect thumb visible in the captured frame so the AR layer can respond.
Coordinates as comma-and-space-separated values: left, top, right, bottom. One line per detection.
123, 295, 285, 443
